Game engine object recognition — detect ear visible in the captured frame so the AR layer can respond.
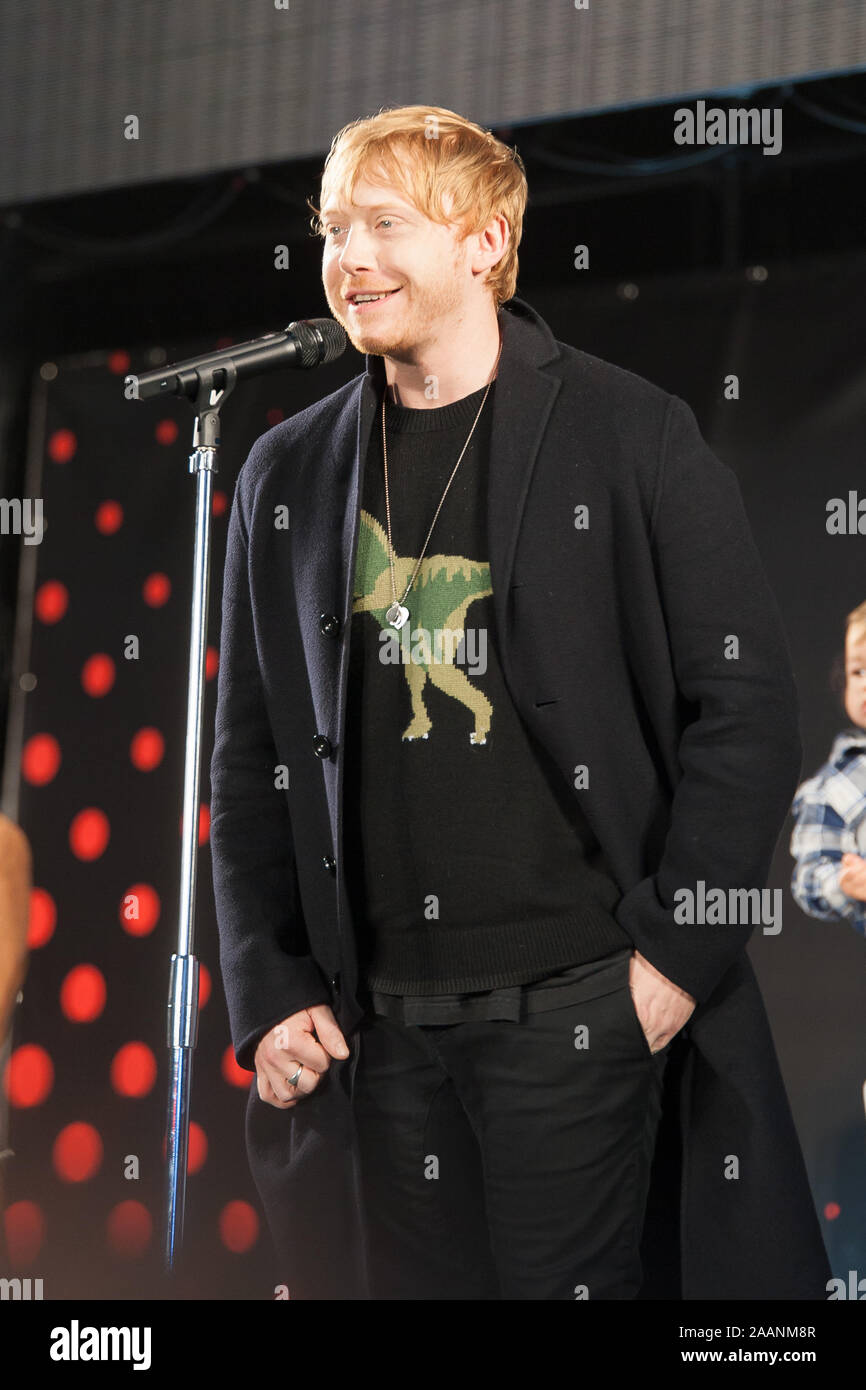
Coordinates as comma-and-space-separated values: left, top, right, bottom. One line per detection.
469, 213, 509, 277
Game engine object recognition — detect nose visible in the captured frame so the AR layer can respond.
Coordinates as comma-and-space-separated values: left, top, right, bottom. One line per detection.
336, 225, 377, 277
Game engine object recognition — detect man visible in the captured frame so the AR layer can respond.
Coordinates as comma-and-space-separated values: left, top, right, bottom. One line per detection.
210, 105, 830, 1299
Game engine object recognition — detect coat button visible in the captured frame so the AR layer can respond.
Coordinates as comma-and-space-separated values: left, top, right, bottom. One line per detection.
313, 734, 332, 758
319, 612, 340, 637
322, 855, 336, 874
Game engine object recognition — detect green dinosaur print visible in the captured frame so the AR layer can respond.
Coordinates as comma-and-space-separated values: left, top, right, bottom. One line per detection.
352, 508, 494, 744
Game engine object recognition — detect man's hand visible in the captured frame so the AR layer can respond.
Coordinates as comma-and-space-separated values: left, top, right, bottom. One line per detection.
254, 1003, 350, 1109
629, 949, 696, 1053
840, 853, 866, 902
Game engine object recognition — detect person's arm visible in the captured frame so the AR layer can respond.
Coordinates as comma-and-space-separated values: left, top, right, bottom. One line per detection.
210, 451, 331, 1073
789, 781, 866, 933
0, 815, 31, 1041
614, 395, 803, 1005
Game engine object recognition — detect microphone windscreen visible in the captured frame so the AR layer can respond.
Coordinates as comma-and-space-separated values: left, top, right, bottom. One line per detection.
290, 318, 348, 367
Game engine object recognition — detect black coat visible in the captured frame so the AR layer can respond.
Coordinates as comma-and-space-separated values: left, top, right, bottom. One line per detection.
210, 296, 831, 1300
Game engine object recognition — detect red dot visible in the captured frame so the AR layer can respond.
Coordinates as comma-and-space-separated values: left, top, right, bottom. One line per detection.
60, 964, 106, 1022
199, 962, 211, 1008
107, 1201, 152, 1257
180, 805, 210, 845
824, 1202, 841, 1221
3, 1201, 45, 1265
95, 500, 124, 534
28, 887, 57, 948
34, 580, 68, 624
107, 350, 131, 376
48, 429, 77, 464
130, 727, 164, 771
21, 733, 61, 786
162, 1127, 206, 1171
155, 418, 179, 446
219, 1200, 259, 1253
143, 572, 171, 607
212, 491, 227, 517
188, 1122, 208, 1175
222, 1045, 252, 1088
53, 1122, 103, 1182
81, 653, 116, 697
4, 1044, 54, 1107
215, 335, 233, 349
111, 1042, 157, 1097
266, 408, 284, 426
69, 808, 110, 861
119, 883, 160, 936
205, 646, 219, 681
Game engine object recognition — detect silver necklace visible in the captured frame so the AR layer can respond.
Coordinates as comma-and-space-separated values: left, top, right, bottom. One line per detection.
382, 336, 503, 631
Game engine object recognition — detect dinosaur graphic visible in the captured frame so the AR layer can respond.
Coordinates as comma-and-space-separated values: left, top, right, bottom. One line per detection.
352, 509, 494, 744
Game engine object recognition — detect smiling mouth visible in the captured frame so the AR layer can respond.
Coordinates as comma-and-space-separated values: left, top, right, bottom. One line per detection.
345, 288, 401, 307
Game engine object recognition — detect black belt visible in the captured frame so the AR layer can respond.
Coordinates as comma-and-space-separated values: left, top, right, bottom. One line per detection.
369, 947, 631, 1025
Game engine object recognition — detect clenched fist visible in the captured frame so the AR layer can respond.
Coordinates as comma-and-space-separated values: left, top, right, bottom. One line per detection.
254, 1003, 350, 1109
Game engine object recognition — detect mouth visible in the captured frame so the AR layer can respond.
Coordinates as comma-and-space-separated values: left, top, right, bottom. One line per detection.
344, 287, 402, 311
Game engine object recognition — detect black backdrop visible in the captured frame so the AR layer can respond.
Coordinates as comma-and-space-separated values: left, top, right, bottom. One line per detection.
4, 250, 866, 1297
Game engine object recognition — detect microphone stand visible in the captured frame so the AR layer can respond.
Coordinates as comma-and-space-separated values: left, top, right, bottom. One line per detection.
163, 362, 236, 1275
124, 317, 346, 1276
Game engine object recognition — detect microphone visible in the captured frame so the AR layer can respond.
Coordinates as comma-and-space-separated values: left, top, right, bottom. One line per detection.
125, 318, 348, 401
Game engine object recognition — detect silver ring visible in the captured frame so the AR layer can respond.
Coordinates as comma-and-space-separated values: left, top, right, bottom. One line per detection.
286, 1063, 303, 1088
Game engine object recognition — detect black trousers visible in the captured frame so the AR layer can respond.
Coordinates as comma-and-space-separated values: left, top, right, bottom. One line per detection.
351, 948, 671, 1300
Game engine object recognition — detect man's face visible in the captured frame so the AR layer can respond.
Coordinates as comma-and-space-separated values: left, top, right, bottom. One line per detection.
320, 171, 480, 360
844, 629, 866, 728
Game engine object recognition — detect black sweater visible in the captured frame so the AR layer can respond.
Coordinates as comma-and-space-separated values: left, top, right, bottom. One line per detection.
341, 379, 631, 995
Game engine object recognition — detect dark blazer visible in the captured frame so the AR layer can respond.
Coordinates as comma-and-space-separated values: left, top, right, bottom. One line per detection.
210, 295, 831, 1300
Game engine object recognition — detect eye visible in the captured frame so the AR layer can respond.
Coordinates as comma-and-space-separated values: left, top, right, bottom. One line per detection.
377, 218, 394, 229
325, 224, 344, 238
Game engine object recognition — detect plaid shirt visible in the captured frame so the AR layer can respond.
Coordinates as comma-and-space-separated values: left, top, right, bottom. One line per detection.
790, 727, 866, 933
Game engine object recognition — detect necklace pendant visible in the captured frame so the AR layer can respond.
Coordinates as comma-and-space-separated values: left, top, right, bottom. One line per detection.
386, 602, 409, 630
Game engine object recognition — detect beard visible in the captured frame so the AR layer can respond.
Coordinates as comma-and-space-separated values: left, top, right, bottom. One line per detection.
325, 250, 466, 360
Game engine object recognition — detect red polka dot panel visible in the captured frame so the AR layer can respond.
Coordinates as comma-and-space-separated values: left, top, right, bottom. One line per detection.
11, 346, 315, 1293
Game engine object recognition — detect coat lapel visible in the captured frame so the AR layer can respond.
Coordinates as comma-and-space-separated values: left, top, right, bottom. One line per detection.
485, 304, 562, 696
